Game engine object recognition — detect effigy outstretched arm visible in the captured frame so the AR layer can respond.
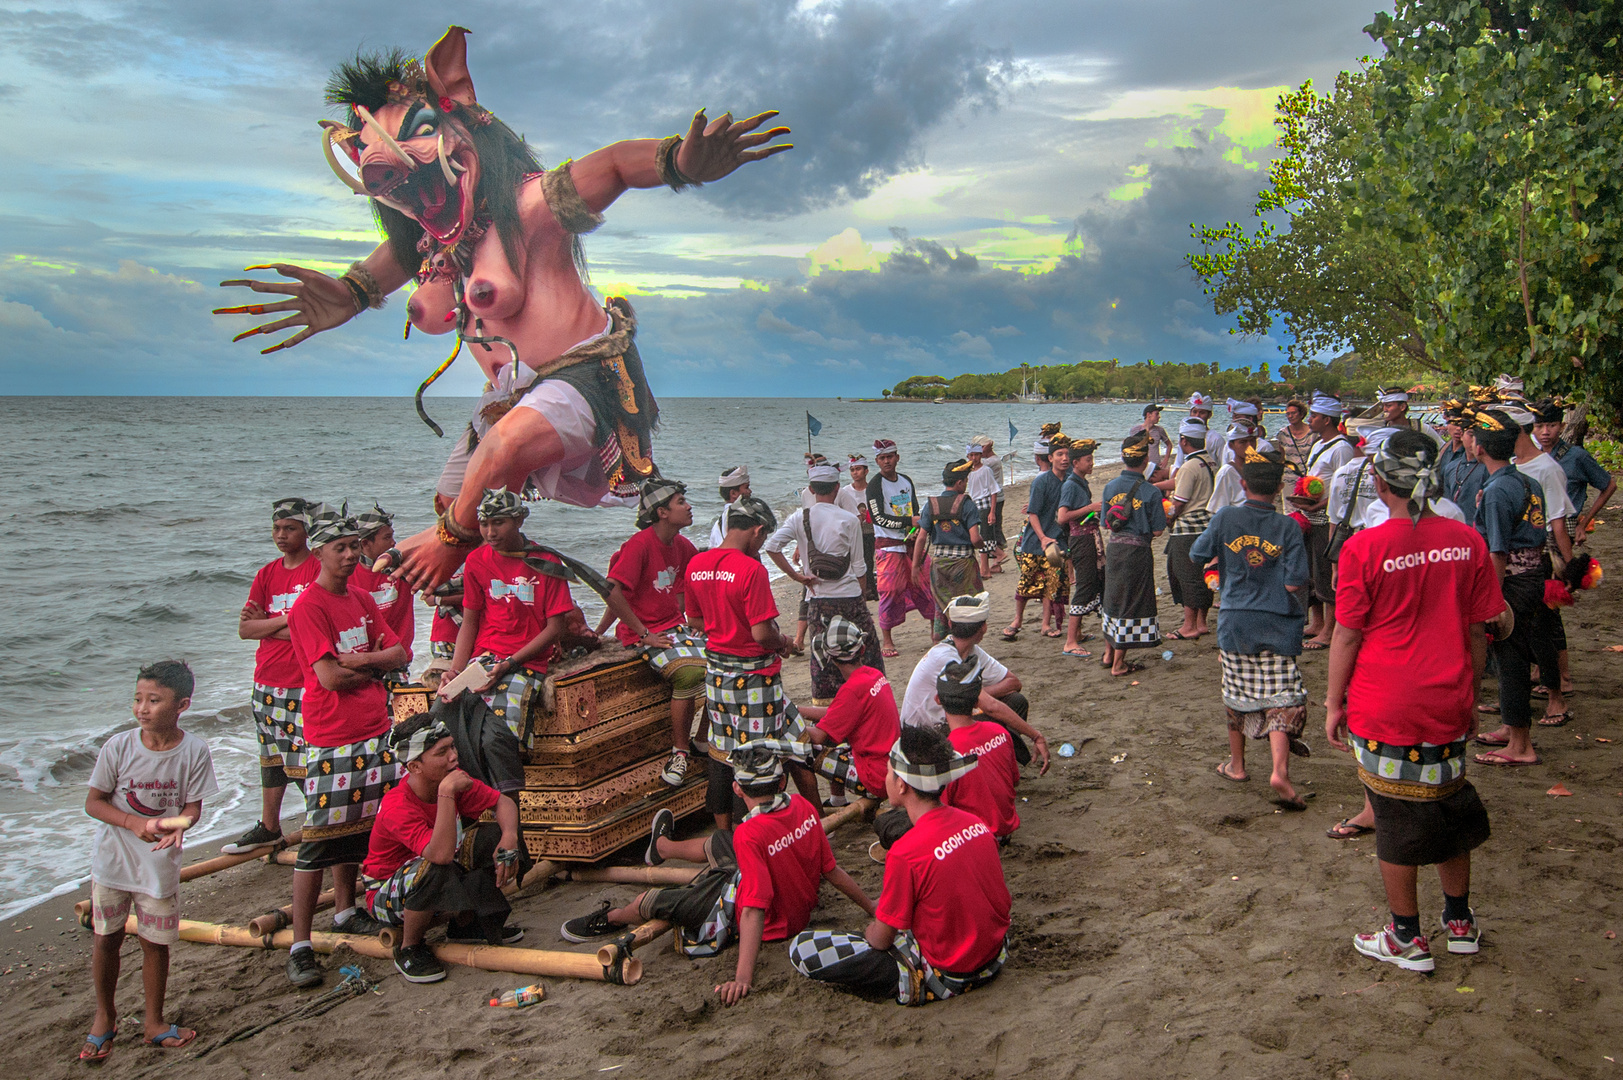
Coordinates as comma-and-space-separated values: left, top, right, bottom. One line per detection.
213, 240, 413, 354
568, 109, 792, 214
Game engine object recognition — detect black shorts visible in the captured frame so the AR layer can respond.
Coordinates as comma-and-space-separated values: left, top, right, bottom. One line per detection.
642, 831, 737, 930
296, 830, 371, 871
705, 752, 749, 821
1308, 522, 1335, 604
1367, 782, 1490, 867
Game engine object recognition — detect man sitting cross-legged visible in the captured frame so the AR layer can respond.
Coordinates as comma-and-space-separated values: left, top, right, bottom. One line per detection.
361, 715, 531, 983
797, 616, 901, 809
788, 724, 1011, 1005
559, 740, 874, 1006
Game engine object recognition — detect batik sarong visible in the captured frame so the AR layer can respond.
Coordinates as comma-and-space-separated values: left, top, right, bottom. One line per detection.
812, 745, 875, 799
1355, 737, 1470, 801
789, 929, 1006, 1005
301, 735, 402, 840
927, 547, 984, 638
1015, 551, 1065, 601
363, 821, 524, 941
252, 684, 306, 779
1221, 648, 1308, 740
1067, 527, 1102, 617
1101, 536, 1160, 649
639, 629, 709, 699
429, 641, 456, 660
704, 652, 806, 755
875, 547, 935, 630
475, 654, 545, 747
805, 596, 886, 699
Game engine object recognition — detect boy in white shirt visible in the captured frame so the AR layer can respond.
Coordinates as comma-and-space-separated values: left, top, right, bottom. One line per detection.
81, 660, 219, 1060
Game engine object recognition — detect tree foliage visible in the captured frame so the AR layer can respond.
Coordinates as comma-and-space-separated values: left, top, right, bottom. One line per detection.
887, 355, 1380, 402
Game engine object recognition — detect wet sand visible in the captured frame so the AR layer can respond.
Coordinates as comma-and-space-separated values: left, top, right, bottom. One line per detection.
6, 474, 1621, 1078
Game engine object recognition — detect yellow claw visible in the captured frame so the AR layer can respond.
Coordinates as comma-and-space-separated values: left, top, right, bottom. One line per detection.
243, 264, 278, 271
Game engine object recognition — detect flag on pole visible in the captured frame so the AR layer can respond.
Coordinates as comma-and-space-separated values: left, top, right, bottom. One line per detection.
807, 412, 822, 437
1007, 420, 1018, 445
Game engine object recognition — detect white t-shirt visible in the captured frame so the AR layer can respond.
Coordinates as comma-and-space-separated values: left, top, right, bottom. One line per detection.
983, 453, 1005, 489
966, 463, 1001, 503
800, 485, 862, 516
1515, 450, 1578, 522
870, 474, 918, 541
901, 641, 1010, 728
1205, 463, 1247, 513
1327, 457, 1380, 527
763, 502, 867, 598
89, 729, 219, 897
1364, 497, 1467, 528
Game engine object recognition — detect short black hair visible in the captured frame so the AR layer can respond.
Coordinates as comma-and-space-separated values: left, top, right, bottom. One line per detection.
937, 686, 979, 716
1476, 414, 1519, 462
719, 486, 738, 502
807, 480, 839, 497
738, 774, 788, 799
948, 620, 983, 641
138, 659, 194, 701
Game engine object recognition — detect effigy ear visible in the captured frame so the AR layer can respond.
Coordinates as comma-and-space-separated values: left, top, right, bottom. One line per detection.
425, 25, 477, 106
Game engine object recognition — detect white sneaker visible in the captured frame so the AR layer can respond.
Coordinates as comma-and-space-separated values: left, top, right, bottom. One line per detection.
1440, 910, 1481, 954
1352, 924, 1435, 973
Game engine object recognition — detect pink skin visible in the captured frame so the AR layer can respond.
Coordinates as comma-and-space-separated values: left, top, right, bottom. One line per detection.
216, 27, 791, 593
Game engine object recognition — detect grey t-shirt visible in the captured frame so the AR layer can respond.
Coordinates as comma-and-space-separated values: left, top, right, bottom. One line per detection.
89, 729, 218, 897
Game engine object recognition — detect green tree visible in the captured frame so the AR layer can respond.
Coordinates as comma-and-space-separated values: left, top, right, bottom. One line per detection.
1366, 1, 1623, 416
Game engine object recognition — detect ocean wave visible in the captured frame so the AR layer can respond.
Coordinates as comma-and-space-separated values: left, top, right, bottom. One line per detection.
164, 568, 252, 587
39, 504, 147, 522
91, 602, 193, 626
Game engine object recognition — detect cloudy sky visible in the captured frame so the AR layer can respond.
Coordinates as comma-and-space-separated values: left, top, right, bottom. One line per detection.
2, 1, 1377, 398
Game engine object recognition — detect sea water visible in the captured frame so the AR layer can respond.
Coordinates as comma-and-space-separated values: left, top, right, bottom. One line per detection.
0, 395, 1151, 916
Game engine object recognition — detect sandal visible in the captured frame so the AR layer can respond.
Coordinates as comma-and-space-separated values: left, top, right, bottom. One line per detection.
1041, 628, 1065, 638
1215, 761, 1247, 782
79, 1029, 117, 1063
1111, 661, 1145, 677
1000, 626, 1022, 642
1165, 629, 1201, 641
1326, 818, 1373, 840
1474, 750, 1542, 767
145, 1024, 196, 1050
1061, 647, 1093, 659
880, 647, 900, 658
1537, 712, 1571, 727
1472, 732, 1510, 747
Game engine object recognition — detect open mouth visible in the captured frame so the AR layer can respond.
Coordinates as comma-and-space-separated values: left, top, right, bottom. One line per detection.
385, 158, 467, 243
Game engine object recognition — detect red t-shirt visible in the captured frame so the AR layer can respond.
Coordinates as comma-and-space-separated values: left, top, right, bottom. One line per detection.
350, 563, 416, 663
247, 554, 320, 687
461, 545, 575, 673
429, 599, 460, 647
607, 527, 697, 646
684, 547, 778, 664
361, 779, 501, 889
813, 666, 899, 794
877, 805, 1010, 974
732, 793, 835, 942
287, 580, 398, 747
943, 720, 1021, 838
1336, 515, 1505, 746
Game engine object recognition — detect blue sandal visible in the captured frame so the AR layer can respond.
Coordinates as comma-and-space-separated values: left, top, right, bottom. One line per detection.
78, 1028, 116, 1063
145, 1024, 195, 1049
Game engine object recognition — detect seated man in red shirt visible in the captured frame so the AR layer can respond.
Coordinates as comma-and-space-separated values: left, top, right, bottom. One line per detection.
284, 503, 409, 988
444, 488, 577, 747
797, 615, 900, 808
361, 715, 530, 984
558, 740, 873, 1006
789, 724, 1011, 1004
351, 503, 416, 681
599, 478, 706, 787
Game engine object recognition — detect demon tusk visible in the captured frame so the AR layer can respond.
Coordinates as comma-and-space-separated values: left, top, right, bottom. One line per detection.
319, 122, 369, 195
437, 133, 457, 187
354, 105, 410, 166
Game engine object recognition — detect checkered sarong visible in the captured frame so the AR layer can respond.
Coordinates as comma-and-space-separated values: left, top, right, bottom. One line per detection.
812, 745, 874, 799
476, 655, 545, 747
1170, 506, 1212, 537
704, 652, 806, 755
788, 929, 1006, 1005
363, 855, 428, 925
971, 495, 998, 553
429, 641, 456, 660
252, 684, 306, 777
1219, 649, 1307, 712
301, 735, 402, 840
640, 629, 707, 676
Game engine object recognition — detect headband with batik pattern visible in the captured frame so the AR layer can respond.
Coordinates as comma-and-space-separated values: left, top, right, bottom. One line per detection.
1532, 399, 1565, 425
1371, 437, 1444, 527
1069, 438, 1099, 457
478, 486, 528, 521
306, 502, 360, 547
888, 738, 978, 794
638, 477, 686, 515
872, 439, 898, 454
272, 497, 309, 524
355, 502, 393, 538
729, 738, 812, 785
391, 715, 454, 763
1240, 447, 1288, 491
1121, 430, 1152, 463
811, 614, 868, 668
1463, 405, 1511, 433
935, 657, 984, 712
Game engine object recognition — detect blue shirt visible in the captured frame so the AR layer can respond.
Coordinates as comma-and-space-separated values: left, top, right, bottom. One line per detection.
1190, 500, 1309, 655
1474, 464, 1547, 553
1019, 469, 1067, 555
1100, 469, 1167, 540
919, 489, 983, 548
1059, 472, 1093, 535
1440, 443, 1468, 480
1553, 441, 1612, 513
1447, 457, 1489, 527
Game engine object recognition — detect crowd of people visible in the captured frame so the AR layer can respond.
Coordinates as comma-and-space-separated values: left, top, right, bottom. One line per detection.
76, 378, 1616, 1059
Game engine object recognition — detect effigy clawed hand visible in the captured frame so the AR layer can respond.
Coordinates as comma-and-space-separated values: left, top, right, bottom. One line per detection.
674, 109, 793, 185
214, 263, 358, 354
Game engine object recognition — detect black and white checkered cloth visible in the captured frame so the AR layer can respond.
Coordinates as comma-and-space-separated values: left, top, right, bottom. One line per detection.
1170, 507, 1211, 537
1219, 649, 1308, 712
788, 929, 1005, 1005
1102, 614, 1161, 646
704, 653, 806, 755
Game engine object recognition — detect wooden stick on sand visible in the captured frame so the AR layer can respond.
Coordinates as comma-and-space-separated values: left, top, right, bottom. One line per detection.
596, 920, 674, 967
819, 797, 878, 833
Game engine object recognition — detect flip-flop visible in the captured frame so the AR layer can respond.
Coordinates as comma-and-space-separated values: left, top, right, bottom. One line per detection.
1326, 818, 1373, 840
1061, 647, 1093, 659
1472, 732, 1510, 747
1000, 626, 1022, 642
78, 1028, 117, 1063
1537, 712, 1572, 727
145, 1024, 195, 1049
1274, 791, 1315, 811
1476, 703, 1501, 714
1041, 628, 1065, 638
880, 647, 900, 658
1165, 629, 1201, 641
1301, 641, 1330, 651
1111, 661, 1146, 677
1215, 761, 1247, 782
1474, 750, 1542, 766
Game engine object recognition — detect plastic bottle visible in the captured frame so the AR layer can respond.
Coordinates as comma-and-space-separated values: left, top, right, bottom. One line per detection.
489, 983, 545, 1007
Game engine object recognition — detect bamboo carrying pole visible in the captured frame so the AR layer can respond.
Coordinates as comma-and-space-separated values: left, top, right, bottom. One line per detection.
819, 797, 878, 833
376, 860, 563, 950
124, 916, 642, 984
247, 889, 336, 936
74, 831, 306, 926
596, 920, 673, 967
563, 865, 702, 886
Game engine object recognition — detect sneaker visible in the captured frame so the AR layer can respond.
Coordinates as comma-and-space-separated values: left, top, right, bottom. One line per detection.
660, 749, 690, 787
559, 901, 618, 943
1440, 909, 1481, 954
645, 808, 676, 866
286, 946, 324, 988
446, 923, 525, 946
1352, 924, 1435, 973
222, 821, 283, 854
333, 909, 386, 936
392, 943, 447, 984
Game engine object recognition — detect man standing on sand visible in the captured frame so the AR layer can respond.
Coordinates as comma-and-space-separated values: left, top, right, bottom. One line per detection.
846, 454, 879, 601
1326, 429, 1501, 972
867, 439, 934, 658
965, 442, 1002, 578
227, 498, 320, 854
1129, 404, 1174, 482
1173, 392, 1221, 469
709, 466, 757, 549
1099, 432, 1167, 675
352, 504, 416, 682
1299, 393, 1359, 649
1007, 430, 1071, 641
979, 437, 1009, 563
1164, 420, 1217, 641
1057, 439, 1103, 658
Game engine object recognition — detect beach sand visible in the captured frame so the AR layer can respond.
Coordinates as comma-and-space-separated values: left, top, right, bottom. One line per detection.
6, 474, 1621, 1078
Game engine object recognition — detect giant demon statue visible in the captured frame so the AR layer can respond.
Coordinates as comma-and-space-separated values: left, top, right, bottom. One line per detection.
217, 26, 790, 589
